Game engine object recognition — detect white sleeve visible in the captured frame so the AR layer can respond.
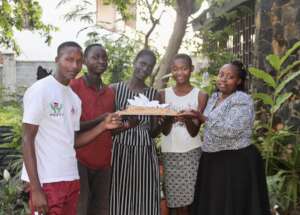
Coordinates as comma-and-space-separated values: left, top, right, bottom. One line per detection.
22, 86, 44, 125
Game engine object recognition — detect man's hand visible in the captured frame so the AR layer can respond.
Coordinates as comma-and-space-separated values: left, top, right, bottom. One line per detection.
103, 113, 122, 129
31, 189, 48, 215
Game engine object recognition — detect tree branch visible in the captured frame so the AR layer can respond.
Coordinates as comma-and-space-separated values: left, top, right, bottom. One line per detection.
143, 0, 165, 48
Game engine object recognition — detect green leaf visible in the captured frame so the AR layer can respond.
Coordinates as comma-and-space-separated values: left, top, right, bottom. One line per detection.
249, 67, 276, 88
280, 41, 300, 67
252, 93, 274, 106
2, 0, 12, 13
266, 54, 280, 71
271, 92, 292, 114
278, 60, 300, 80
275, 70, 300, 96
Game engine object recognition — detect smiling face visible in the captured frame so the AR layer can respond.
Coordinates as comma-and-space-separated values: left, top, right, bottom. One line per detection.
133, 54, 156, 81
217, 64, 241, 95
84, 46, 108, 75
55, 46, 83, 83
171, 58, 193, 84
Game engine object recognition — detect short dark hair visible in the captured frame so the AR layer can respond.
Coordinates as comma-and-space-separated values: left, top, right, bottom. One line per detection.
230, 60, 248, 92
57, 41, 82, 57
84, 43, 105, 58
172, 53, 193, 68
134, 49, 156, 65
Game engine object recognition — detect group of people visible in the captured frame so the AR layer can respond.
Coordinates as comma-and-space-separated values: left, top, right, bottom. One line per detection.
21, 41, 271, 215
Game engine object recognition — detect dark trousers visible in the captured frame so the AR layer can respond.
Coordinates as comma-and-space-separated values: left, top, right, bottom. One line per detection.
77, 161, 111, 215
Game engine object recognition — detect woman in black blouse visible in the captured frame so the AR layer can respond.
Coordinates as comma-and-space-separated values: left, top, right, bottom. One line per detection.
182, 61, 271, 215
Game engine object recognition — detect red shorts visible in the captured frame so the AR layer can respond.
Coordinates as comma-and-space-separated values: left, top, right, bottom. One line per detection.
30, 180, 80, 215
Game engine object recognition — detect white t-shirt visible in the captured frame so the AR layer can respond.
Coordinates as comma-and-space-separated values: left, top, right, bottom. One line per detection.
21, 75, 81, 183
161, 87, 202, 153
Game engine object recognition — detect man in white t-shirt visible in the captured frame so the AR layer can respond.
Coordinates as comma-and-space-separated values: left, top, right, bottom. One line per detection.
22, 41, 121, 215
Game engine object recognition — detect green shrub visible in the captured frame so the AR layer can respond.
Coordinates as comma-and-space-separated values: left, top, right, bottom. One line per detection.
249, 41, 300, 213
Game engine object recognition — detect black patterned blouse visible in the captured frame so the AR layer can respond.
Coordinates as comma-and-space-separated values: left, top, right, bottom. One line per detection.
202, 91, 255, 152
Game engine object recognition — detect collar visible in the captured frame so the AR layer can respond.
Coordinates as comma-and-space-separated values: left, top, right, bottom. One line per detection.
83, 74, 106, 95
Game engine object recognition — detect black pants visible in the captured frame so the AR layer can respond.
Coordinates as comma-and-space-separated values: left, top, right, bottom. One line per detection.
77, 161, 111, 215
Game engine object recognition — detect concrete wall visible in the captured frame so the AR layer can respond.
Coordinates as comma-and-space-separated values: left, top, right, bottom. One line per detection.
0, 53, 55, 97
16, 61, 56, 90
0, 53, 17, 93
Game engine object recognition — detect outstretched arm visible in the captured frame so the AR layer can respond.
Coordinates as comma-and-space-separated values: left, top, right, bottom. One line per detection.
80, 113, 109, 131
75, 113, 122, 149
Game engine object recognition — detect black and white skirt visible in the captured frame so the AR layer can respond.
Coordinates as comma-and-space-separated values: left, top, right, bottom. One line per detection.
162, 147, 201, 208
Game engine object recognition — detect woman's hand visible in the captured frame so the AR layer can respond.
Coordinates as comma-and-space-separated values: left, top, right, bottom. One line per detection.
177, 110, 207, 123
157, 115, 174, 125
177, 110, 199, 119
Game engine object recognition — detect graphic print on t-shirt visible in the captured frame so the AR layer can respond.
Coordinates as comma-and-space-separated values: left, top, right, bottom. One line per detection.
49, 101, 64, 117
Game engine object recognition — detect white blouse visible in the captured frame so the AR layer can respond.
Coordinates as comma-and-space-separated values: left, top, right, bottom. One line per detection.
161, 87, 202, 153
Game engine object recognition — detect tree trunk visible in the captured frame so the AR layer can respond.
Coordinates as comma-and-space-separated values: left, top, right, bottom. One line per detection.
153, 0, 194, 89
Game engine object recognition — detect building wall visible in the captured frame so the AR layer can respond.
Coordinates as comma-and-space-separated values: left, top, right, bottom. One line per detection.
16, 61, 56, 90
0, 53, 55, 97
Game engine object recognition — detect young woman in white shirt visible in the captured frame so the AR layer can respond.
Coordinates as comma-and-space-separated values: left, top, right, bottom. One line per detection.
159, 54, 207, 215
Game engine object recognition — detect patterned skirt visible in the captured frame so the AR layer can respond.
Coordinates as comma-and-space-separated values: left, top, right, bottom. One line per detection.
162, 147, 201, 208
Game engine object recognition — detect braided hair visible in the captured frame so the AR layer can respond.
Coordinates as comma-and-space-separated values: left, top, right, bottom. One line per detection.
230, 60, 248, 92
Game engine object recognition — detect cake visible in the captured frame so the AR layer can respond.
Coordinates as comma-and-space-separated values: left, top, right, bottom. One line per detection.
117, 93, 178, 116
118, 106, 178, 116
